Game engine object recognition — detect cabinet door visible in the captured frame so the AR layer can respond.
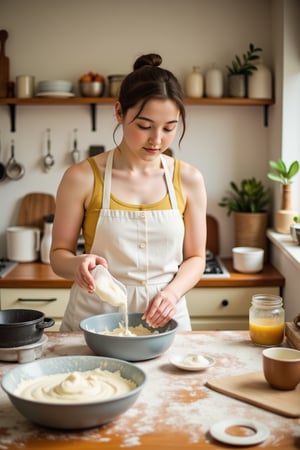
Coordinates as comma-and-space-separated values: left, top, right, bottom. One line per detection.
0, 288, 70, 331
186, 286, 280, 330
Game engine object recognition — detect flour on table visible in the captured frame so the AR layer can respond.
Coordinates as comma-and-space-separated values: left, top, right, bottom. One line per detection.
0, 332, 298, 449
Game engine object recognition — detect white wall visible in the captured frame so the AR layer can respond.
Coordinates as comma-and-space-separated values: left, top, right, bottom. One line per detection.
0, 0, 274, 257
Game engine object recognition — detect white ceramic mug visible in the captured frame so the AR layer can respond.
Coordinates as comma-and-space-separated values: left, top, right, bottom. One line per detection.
16, 75, 35, 98
6, 226, 40, 262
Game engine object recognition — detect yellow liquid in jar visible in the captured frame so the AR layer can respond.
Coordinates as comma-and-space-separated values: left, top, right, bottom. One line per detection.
249, 319, 284, 346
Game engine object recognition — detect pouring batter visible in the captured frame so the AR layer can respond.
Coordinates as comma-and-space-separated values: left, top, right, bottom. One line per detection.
50, 53, 207, 331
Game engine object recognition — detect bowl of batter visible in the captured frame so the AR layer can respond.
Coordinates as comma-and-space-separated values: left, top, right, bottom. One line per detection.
80, 312, 178, 361
1, 355, 146, 429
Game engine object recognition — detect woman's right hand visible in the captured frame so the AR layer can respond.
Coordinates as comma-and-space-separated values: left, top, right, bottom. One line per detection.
74, 254, 108, 293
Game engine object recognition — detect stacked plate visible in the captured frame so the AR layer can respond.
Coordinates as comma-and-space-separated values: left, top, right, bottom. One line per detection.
36, 80, 74, 97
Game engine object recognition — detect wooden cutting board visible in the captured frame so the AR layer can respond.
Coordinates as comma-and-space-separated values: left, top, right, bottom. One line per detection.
0, 30, 9, 98
207, 371, 300, 418
285, 321, 300, 350
17, 192, 56, 230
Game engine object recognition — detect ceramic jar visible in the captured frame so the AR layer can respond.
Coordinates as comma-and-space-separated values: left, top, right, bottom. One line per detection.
108, 75, 126, 97
185, 66, 203, 98
205, 65, 224, 98
16, 75, 35, 98
248, 60, 272, 99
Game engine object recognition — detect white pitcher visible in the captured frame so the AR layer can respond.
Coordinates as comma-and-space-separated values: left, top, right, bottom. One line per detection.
6, 226, 40, 262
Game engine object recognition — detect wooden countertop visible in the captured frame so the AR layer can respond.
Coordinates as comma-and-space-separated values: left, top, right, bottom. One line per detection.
196, 258, 285, 288
0, 330, 298, 449
0, 259, 284, 289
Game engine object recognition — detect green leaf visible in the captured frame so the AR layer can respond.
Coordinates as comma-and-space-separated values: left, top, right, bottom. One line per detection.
267, 173, 285, 184
287, 160, 299, 179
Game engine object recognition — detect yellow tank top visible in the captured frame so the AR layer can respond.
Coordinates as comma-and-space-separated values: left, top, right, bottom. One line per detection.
83, 157, 185, 253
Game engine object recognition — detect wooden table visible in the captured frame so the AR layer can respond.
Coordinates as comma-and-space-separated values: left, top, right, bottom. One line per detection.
0, 331, 298, 449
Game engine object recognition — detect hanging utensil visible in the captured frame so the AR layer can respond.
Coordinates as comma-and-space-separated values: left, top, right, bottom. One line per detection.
0, 30, 9, 98
0, 131, 6, 181
43, 128, 55, 172
6, 139, 25, 180
71, 128, 80, 164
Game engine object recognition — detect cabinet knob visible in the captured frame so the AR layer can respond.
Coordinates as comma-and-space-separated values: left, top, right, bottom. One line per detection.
221, 299, 229, 307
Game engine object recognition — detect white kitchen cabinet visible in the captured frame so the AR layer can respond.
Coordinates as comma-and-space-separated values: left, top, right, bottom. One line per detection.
0, 288, 70, 331
186, 286, 281, 330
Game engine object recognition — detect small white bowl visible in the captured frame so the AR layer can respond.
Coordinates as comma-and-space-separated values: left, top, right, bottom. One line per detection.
169, 353, 215, 371
232, 247, 264, 273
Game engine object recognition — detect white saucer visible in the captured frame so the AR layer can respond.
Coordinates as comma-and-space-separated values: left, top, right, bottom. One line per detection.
169, 353, 215, 371
0, 335, 48, 363
209, 418, 270, 446
36, 91, 75, 98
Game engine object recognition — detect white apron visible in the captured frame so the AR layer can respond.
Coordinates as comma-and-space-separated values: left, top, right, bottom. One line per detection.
60, 150, 191, 331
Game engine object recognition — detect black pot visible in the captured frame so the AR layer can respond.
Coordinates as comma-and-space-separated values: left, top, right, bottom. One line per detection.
0, 309, 55, 348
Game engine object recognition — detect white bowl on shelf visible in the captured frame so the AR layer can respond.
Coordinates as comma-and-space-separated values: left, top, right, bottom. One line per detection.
38, 80, 73, 92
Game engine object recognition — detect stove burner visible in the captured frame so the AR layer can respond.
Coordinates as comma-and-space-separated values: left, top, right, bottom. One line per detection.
0, 259, 17, 278
203, 250, 230, 278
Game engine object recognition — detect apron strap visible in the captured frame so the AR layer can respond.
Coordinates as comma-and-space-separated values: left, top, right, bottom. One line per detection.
102, 150, 114, 209
102, 150, 178, 210
160, 155, 178, 210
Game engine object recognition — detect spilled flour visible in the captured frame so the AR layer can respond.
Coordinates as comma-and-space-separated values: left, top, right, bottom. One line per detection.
0, 331, 299, 448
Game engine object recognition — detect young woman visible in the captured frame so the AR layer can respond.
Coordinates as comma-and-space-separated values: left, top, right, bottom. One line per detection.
50, 53, 207, 331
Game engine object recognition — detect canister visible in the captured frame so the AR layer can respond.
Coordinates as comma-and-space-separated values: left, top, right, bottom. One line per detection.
249, 294, 285, 346
6, 226, 40, 262
16, 75, 35, 98
185, 66, 203, 98
108, 75, 126, 98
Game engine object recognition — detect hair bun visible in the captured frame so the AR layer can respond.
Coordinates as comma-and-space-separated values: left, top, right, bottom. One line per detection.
133, 53, 162, 71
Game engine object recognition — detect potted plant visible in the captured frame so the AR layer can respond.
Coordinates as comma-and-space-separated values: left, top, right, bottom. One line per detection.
267, 159, 299, 234
226, 43, 262, 98
219, 177, 271, 255
290, 216, 300, 242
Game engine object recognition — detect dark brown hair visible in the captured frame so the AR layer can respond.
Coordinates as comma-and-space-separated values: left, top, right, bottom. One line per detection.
114, 53, 186, 145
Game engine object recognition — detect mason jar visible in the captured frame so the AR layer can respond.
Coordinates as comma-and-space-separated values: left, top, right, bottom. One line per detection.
249, 294, 285, 346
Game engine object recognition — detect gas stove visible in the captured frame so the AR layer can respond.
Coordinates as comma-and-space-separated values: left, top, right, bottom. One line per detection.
202, 250, 230, 278
0, 259, 17, 278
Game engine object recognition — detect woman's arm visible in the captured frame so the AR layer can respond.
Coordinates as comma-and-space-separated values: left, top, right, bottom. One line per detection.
143, 161, 207, 327
50, 160, 107, 293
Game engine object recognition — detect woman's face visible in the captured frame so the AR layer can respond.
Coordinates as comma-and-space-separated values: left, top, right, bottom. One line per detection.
116, 99, 180, 160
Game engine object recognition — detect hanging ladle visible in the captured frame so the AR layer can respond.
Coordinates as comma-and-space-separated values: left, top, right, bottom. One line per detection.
6, 139, 25, 180
71, 128, 80, 164
43, 128, 55, 171
0, 132, 6, 181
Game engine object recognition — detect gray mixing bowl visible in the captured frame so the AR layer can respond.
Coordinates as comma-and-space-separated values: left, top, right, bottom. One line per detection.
80, 312, 178, 361
1, 355, 146, 430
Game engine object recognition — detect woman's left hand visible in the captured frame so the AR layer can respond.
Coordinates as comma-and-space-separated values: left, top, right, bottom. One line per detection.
142, 290, 177, 328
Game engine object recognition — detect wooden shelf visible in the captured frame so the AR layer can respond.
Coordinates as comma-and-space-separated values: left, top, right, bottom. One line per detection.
0, 97, 274, 132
